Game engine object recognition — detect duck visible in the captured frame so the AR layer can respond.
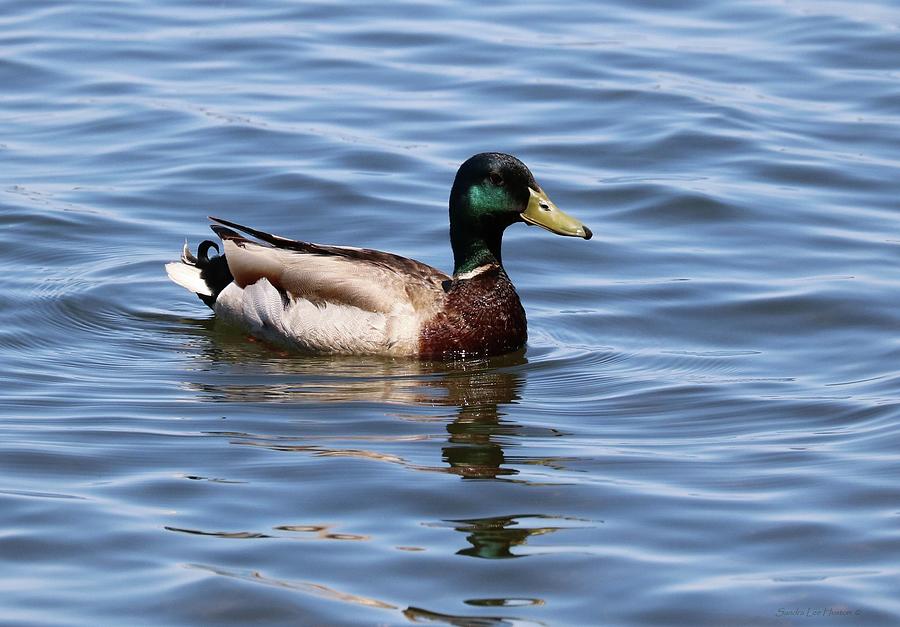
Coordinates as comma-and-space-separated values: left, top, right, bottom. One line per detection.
166, 152, 592, 359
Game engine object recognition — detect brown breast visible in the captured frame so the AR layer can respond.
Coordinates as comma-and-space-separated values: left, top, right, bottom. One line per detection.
417, 265, 527, 359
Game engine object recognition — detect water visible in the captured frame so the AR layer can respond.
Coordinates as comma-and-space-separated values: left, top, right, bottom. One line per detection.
2, 0, 900, 624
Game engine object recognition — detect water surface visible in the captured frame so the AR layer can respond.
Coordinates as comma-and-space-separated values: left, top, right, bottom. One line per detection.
3, 0, 900, 624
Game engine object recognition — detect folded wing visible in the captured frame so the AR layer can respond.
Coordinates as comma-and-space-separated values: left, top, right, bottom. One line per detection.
209, 217, 448, 316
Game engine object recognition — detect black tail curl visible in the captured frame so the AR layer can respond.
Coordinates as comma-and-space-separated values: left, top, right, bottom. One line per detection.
189, 240, 234, 309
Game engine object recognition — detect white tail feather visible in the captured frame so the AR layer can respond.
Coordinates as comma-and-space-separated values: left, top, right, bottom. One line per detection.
165, 262, 212, 296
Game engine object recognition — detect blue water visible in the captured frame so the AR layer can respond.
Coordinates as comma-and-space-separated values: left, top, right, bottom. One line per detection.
3, 0, 900, 624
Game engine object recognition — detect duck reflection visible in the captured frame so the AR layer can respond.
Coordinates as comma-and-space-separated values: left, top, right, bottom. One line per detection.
438, 364, 523, 480
403, 604, 544, 626
170, 321, 576, 621
451, 515, 551, 559
427, 514, 582, 560
175, 318, 528, 480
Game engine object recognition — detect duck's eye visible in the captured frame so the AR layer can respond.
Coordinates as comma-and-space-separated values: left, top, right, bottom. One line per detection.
488, 172, 504, 186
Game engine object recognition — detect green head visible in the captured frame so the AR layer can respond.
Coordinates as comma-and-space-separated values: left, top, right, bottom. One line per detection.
448, 153, 591, 275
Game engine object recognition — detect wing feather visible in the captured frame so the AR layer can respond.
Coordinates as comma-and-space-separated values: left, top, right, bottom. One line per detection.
211, 217, 448, 315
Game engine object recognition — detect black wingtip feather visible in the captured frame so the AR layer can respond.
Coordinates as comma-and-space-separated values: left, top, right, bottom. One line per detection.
209, 224, 248, 242
209, 216, 295, 247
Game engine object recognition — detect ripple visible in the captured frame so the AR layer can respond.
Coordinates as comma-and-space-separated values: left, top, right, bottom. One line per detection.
0, 488, 87, 500
165, 526, 273, 539
185, 563, 398, 610
465, 598, 545, 608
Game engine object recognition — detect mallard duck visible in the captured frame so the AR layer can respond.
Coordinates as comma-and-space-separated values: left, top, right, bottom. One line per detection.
166, 152, 591, 359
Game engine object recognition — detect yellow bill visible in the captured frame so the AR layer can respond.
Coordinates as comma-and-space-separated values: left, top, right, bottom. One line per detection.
521, 187, 592, 239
